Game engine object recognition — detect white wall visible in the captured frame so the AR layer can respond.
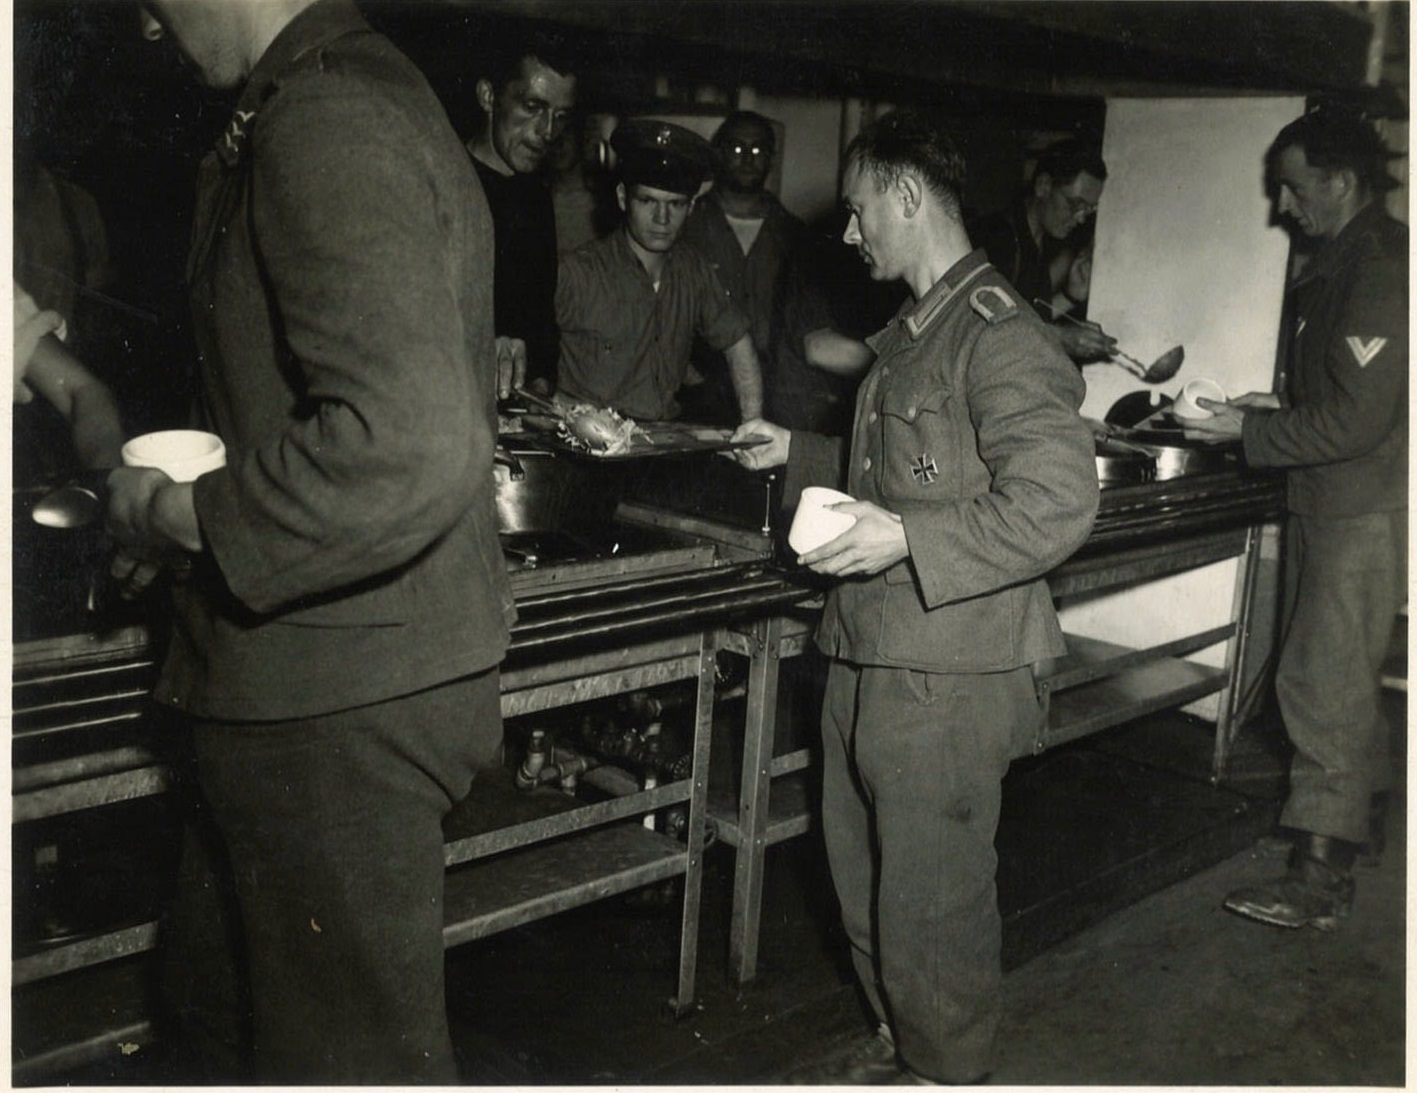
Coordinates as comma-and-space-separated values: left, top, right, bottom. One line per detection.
1061, 96, 1304, 720
1080, 97, 1303, 419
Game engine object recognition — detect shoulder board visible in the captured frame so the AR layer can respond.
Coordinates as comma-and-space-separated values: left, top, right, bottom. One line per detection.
969, 284, 1019, 324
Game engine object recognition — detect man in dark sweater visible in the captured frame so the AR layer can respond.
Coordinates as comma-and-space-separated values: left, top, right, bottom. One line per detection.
467, 37, 578, 391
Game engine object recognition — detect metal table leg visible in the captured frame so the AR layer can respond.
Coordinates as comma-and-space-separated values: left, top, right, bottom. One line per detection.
727, 615, 785, 985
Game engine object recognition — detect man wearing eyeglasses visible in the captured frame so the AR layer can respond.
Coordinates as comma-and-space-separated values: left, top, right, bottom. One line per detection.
683, 111, 870, 430
973, 137, 1118, 363
468, 36, 578, 392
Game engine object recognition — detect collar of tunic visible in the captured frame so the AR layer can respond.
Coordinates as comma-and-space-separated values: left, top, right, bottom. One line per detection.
216, 0, 369, 168
868, 248, 992, 351
1293, 201, 1400, 288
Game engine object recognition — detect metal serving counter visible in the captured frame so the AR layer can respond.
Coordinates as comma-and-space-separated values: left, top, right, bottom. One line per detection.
10, 462, 1282, 1073
10, 483, 816, 1080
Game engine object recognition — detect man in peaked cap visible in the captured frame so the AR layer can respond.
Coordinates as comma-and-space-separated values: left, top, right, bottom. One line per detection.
553, 118, 764, 421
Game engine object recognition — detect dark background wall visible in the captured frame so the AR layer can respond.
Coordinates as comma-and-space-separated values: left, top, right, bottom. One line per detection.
14, 1, 1394, 441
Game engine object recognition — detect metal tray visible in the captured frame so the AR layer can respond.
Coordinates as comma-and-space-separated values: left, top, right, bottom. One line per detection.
515, 421, 770, 461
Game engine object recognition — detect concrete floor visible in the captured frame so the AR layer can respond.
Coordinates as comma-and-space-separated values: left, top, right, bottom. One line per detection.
437, 685, 1406, 1087
989, 704, 1406, 1086
992, 817, 1407, 1085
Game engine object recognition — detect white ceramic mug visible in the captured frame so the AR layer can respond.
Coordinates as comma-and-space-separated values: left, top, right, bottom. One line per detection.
1172, 378, 1226, 422
121, 429, 226, 482
788, 486, 858, 555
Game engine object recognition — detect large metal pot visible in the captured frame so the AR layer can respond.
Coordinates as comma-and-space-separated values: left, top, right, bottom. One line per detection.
493, 444, 631, 534
1094, 437, 1153, 487
1131, 439, 1239, 481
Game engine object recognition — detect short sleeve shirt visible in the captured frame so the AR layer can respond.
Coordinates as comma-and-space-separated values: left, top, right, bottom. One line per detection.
555, 228, 749, 419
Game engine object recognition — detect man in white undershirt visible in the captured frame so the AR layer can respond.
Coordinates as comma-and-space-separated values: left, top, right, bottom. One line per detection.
683, 111, 870, 431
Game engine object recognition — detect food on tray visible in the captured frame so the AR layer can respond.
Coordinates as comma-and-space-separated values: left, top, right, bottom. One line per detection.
557, 404, 647, 455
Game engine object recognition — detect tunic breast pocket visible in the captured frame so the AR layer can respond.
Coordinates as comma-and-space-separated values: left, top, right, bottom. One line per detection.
879, 380, 958, 499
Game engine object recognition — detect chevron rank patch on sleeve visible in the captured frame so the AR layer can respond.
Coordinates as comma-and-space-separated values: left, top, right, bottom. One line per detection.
1345, 335, 1389, 368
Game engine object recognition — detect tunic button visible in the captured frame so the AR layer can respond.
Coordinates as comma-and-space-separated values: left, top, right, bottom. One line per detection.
862, 457, 872, 471
869, 411, 879, 423
907, 407, 917, 420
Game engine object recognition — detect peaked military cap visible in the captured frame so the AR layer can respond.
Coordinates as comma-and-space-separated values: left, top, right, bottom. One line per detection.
611, 118, 714, 196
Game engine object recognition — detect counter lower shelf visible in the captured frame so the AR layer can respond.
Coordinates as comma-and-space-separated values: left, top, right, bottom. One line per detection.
11, 956, 154, 1084
11, 822, 695, 1080
1034, 634, 1228, 753
709, 760, 814, 853
13, 622, 726, 1076
444, 823, 689, 946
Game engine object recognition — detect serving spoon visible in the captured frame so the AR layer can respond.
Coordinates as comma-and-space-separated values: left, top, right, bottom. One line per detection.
1034, 300, 1185, 383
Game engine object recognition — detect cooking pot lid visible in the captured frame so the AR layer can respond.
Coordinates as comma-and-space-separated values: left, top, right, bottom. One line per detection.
1105, 390, 1173, 429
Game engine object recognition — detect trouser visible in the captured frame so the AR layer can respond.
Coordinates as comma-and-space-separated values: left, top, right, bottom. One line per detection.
820, 660, 1039, 1084
1277, 511, 1406, 844
187, 668, 502, 1084
158, 776, 253, 1081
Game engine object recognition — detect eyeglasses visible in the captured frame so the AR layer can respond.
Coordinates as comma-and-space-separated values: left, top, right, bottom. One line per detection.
726, 143, 768, 159
1062, 194, 1098, 219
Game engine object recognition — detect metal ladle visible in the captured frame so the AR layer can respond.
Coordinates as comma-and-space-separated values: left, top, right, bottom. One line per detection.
1035, 299, 1185, 384
1115, 343, 1185, 384
31, 470, 112, 530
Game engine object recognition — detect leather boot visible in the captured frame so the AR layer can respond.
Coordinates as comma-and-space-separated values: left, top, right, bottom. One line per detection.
1223, 832, 1358, 931
1361, 792, 1391, 868
782, 1023, 904, 1084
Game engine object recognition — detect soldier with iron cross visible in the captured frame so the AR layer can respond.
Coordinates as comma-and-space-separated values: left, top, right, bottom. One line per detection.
729, 109, 1098, 1084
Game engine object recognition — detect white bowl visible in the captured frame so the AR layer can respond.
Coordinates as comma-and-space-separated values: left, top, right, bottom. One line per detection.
1172, 378, 1226, 422
788, 486, 857, 554
122, 429, 226, 482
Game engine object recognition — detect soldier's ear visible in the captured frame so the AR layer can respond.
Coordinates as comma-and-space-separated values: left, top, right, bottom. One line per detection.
475, 79, 496, 116
897, 173, 924, 219
1329, 166, 1359, 201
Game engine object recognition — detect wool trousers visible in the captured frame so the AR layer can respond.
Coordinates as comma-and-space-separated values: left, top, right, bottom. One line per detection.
820, 659, 1038, 1083
188, 668, 502, 1083
1277, 511, 1406, 844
